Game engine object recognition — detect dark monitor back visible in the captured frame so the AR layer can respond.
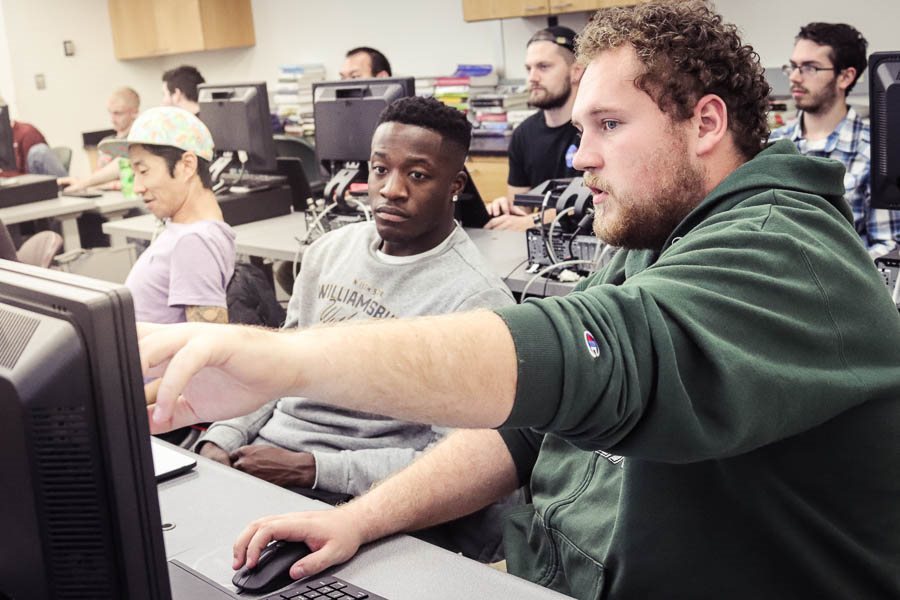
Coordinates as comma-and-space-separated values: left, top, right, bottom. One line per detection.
0, 260, 171, 600
869, 51, 900, 210
313, 77, 415, 165
198, 82, 278, 173
0, 104, 17, 172
456, 166, 490, 228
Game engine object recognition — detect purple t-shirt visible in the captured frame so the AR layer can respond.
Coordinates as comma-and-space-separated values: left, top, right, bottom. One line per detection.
125, 220, 236, 324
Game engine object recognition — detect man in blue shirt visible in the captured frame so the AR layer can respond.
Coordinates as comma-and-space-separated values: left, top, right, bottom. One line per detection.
770, 22, 900, 258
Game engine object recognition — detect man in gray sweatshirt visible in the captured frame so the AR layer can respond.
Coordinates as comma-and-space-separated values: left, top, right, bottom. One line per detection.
196, 97, 513, 507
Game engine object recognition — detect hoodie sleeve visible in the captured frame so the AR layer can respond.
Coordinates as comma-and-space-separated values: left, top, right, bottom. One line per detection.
312, 428, 445, 496
494, 196, 900, 463
196, 400, 279, 453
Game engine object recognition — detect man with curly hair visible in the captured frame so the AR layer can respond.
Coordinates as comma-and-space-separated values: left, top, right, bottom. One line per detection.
770, 23, 900, 258
142, 2, 900, 598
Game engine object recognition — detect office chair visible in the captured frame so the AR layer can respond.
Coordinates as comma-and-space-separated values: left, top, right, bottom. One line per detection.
51, 146, 73, 174
272, 135, 324, 196
16, 230, 63, 268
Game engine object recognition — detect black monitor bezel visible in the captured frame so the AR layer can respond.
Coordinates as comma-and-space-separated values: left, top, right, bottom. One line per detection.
198, 81, 279, 174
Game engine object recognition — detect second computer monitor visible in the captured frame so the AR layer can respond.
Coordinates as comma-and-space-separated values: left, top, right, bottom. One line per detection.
869, 52, 900, 210
198, 82, 278, 173
312, 77, 415, 167
0, 104, 17, 173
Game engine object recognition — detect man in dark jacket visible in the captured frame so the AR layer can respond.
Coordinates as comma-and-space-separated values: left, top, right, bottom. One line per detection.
140, 2, 900, 598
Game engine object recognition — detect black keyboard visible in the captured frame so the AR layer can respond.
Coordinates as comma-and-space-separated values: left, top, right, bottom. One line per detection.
220, 172, 287, 191
261, 575, 387, 600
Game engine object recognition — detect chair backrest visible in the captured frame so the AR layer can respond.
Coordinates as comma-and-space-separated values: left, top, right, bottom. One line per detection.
272, 135, 323, 193
51, 146, 73, 173
17, 230, 63, 268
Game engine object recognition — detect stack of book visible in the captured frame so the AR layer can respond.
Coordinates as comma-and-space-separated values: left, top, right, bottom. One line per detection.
432, 64, 499, 113
272, 64, 326, 136
469, 88, 533, 136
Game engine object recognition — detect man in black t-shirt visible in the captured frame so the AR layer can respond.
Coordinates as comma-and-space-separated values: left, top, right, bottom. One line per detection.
486, 26, 583, 231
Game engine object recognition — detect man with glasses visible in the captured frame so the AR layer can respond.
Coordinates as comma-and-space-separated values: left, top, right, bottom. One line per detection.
771, 22, 900, 258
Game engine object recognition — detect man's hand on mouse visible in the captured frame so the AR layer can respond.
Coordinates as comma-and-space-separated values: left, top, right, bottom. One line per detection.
230, 445, 316, 488
233, 506, 367, 580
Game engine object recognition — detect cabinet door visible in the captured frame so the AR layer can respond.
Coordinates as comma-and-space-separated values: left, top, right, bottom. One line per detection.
463, 0, 550, 22
108, 0, 163, 60
198, 0, 255, 51
550, 0, 636, 14
153, 0, 205, 56
548, 0, 599, 14
466, 155, 510, 203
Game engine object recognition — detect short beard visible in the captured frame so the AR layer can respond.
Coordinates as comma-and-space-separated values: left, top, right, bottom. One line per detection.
529, 80, 572, 111
797, 78, 840, 115
590, 132, 707, 250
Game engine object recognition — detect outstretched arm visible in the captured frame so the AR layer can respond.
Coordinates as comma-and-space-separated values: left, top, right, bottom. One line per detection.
139, 310, 518, 434
232, 429, 519, 579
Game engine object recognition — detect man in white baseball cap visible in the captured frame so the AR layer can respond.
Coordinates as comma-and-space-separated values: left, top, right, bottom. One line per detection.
100, 106, 235, 327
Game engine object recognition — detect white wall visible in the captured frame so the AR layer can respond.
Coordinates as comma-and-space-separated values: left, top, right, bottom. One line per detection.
0, 0, 897, 178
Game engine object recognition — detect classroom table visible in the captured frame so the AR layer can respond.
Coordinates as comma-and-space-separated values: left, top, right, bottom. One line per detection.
155, 439, 572, 600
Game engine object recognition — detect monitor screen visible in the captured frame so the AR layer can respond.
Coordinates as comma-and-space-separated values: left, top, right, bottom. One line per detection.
0, 260, 171, 599
0, 104, 17, 173
198, 82, 278, 173
312, 77, 415, 167
869, 51, 900, 210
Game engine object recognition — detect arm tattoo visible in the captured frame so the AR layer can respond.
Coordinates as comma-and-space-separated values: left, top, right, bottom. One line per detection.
185, 305, 229, 324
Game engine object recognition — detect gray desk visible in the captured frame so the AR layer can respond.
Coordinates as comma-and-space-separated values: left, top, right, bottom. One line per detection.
155, 440, 571, 600
0, 196, 95, 251
102, 212, 160, 243
102, 213, 576, 297
86, 191, 145, 246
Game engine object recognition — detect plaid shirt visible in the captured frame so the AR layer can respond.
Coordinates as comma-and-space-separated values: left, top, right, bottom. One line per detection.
770, 107, 900, 258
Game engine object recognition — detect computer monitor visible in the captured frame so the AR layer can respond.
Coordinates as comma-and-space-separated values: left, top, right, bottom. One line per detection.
0, 261, 170, 599
869, 51, 900, 210
0, 103, 17, 173
313, 77, 414, 208
313, 77, 415, 165
198, 82, 278, 175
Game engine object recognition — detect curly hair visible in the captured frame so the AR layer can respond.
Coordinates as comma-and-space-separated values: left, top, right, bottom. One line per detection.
796, 23, 868, 94
576, 0, 770, 159
377, 96, 472, 154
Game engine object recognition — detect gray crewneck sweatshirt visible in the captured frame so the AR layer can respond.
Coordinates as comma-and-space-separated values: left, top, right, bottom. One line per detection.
199, 221, 514, 495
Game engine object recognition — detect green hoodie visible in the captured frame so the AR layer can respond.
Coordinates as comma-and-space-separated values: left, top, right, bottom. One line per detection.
494, 140, 900, 599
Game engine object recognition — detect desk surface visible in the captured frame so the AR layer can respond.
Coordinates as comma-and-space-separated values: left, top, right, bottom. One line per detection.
156, 440, 570, 600
0, 195, 95, 225
89, 190, 144, 215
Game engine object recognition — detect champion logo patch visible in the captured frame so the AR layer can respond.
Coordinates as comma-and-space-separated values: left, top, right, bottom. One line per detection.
583, 331, 600, 358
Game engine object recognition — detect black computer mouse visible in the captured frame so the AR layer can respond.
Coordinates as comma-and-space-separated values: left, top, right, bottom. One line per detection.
232, 540, 311, 594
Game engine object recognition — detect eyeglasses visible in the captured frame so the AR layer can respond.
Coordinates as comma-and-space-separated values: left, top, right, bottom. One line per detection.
781, 62, 838, 77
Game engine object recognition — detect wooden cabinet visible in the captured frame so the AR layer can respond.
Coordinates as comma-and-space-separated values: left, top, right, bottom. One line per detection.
463, 0, 549, 21
463, 0, 638, 21
466, 155, 509, 203
108, 0, 255, 60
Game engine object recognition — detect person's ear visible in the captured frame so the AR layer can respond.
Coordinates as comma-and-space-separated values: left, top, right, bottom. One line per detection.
836, 66, 857, 93
570, 62, 585, 85
693, 94, 729, 157
450, 169, 467, 200
178, 151, 198, 182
